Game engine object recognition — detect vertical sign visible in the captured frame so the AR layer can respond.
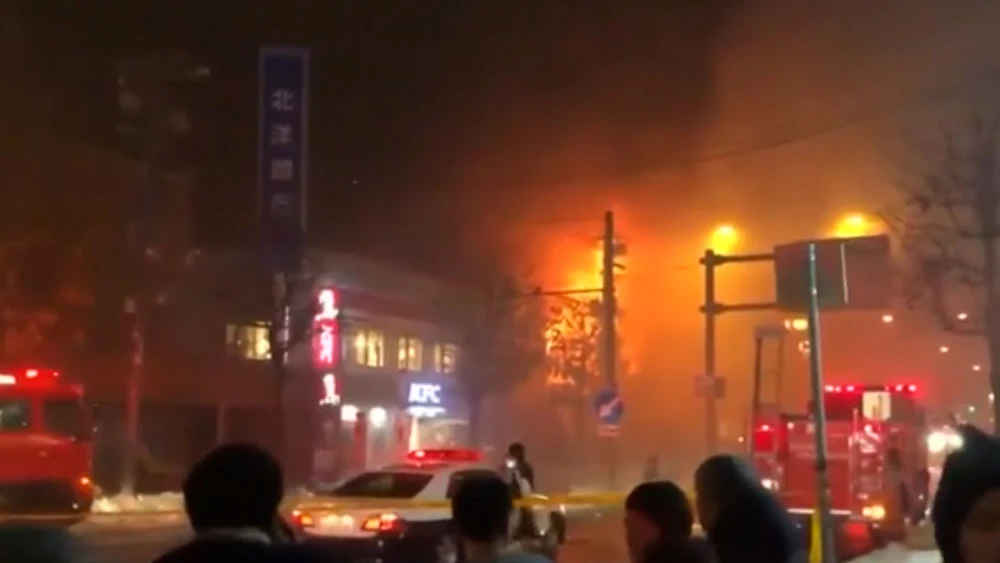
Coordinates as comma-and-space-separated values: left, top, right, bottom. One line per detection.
313, 288, 341, 406
259, 46, 309, 271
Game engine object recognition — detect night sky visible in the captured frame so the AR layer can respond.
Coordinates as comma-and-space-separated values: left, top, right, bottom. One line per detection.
12, 1, 741, 274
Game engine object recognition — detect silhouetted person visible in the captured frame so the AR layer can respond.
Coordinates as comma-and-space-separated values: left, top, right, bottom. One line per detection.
152, 442, 321, 563
624, 481, 714, 563
506, 442, 535, 490
451, 473, 550, 563
505, 442, 536, 539
695, 455, 803, 563
933, 425, 1000, 563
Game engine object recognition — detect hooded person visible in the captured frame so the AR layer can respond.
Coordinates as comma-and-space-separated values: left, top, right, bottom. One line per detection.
152, 442, 322, 563
932, 424, 1000, 563
695, 454, 804, 563
624, 481, 714, 563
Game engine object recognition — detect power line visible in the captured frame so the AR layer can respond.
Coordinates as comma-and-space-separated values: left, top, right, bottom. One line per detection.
503, 64, 1000, 195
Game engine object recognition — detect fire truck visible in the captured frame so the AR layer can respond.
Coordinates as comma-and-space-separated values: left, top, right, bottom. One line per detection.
0, 367, 94, 522
752, 383, 930, 542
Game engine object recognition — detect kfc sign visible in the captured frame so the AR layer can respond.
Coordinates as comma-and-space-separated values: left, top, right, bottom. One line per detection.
312, 288, 341, 368
408, 383, 442, 405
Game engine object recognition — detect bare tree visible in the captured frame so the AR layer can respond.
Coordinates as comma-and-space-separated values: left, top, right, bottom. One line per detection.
453, 271, 547, 446
887, 113, 1000, 432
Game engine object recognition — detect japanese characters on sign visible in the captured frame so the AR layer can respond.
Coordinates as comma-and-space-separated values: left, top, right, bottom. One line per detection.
258, 46, 309, 271
313, 288, 340, 366
312, 288, 341, 405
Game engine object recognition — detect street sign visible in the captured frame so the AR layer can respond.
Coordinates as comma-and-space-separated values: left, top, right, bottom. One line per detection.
594, 387, 624, 432
773, 235, 891, 313
259, 46, 310, 272
695, 375, 726, 398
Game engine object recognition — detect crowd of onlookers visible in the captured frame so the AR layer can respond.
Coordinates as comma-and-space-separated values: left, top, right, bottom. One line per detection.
4, 423, 1000, 563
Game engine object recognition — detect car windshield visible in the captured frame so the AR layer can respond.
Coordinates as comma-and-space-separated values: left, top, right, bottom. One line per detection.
331, 471, 434, 498
42, 398, 87, 438
0, 398, 30, 431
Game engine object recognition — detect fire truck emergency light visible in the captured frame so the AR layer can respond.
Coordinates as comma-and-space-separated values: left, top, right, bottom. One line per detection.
0, 368, 59, 385
823, 383, 918, 393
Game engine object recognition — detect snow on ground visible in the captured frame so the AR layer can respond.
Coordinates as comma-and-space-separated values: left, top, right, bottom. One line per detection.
91, 492, 183, 514
853, 545, 940, 563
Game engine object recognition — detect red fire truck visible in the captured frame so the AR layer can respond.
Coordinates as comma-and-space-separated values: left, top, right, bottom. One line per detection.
752, 383, 930, 542
0, 367, 94, 522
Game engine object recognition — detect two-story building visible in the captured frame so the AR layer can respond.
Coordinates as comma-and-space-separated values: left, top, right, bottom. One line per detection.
81, 249, 472, 486
214, 250, 472, 479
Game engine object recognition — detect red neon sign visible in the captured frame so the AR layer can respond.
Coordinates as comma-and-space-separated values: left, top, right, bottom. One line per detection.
312, 288, 341, 368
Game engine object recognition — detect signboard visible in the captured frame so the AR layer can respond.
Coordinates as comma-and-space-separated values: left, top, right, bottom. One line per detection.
773, 235, 891, 313
258, 46, 309, 271
862, 391, 891, 421
594, 387, 624, 436
319, 373, 341, 407
312, 288, 340, 406
406, 382, 446, 418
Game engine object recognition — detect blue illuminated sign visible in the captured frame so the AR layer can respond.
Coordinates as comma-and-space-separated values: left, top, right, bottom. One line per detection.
258, 46, 309, 271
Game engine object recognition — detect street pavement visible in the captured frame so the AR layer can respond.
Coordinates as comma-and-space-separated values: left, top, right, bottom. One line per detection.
72, 512, 626, 563
70, 513, 939, 563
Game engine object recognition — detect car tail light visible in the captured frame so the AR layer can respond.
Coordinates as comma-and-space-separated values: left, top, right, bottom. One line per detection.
291, 510, 315, 528
361, 512, 404, 533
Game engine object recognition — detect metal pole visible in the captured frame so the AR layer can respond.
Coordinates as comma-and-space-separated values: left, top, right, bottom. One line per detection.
749, 333, 764, 457
601, 210, 618, 488
121, 105, 157, 497
805, 243, 836, 563
703, 250, 719, 455
271, 272, 290, 466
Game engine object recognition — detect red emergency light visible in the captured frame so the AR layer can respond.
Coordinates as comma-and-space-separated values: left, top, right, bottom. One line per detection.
405, 449, 483, 463
823, 383, 918, 394
0, 367, 59, 386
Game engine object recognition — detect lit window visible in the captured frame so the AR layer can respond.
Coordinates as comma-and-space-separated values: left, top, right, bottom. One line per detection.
225, 323, 270, 360
434, 343, 458, 374
398, 337, 423, 371
352, 329, 385, 368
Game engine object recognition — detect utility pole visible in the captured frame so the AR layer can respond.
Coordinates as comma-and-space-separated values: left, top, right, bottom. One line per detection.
600, 210, 618, 487
116, 52, 207, 495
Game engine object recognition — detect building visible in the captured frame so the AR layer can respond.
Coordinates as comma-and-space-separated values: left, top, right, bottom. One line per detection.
83, 249, 472, 486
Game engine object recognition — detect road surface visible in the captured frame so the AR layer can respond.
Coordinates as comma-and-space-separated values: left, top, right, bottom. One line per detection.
72, 511, 626, 563
71, 513, 939, 563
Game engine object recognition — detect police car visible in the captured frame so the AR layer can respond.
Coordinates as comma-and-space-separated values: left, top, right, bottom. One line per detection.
289, 449, 566, 563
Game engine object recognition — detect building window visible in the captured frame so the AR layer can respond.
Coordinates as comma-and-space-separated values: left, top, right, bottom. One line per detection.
352, 329, 385, 368
226, 323, 270, 360
398, 337, 423, 372
434, 343, 458, 374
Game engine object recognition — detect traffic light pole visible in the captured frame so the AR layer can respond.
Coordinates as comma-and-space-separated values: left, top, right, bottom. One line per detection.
805, 243, 836, 563
601, 211, 618, 488
699, 250, 775, 455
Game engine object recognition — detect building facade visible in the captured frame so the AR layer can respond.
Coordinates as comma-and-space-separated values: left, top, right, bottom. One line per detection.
218, 251, 470, 480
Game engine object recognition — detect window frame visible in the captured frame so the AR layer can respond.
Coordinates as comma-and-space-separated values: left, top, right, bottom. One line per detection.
434, 343, 458, 374
0, 397, 32, 432
397, 336, 423, 372
353, 328, 386, 368
225, 323, 271, 361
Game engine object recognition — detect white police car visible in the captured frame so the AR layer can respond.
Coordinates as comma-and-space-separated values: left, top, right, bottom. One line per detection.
289, 449, 566, 563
